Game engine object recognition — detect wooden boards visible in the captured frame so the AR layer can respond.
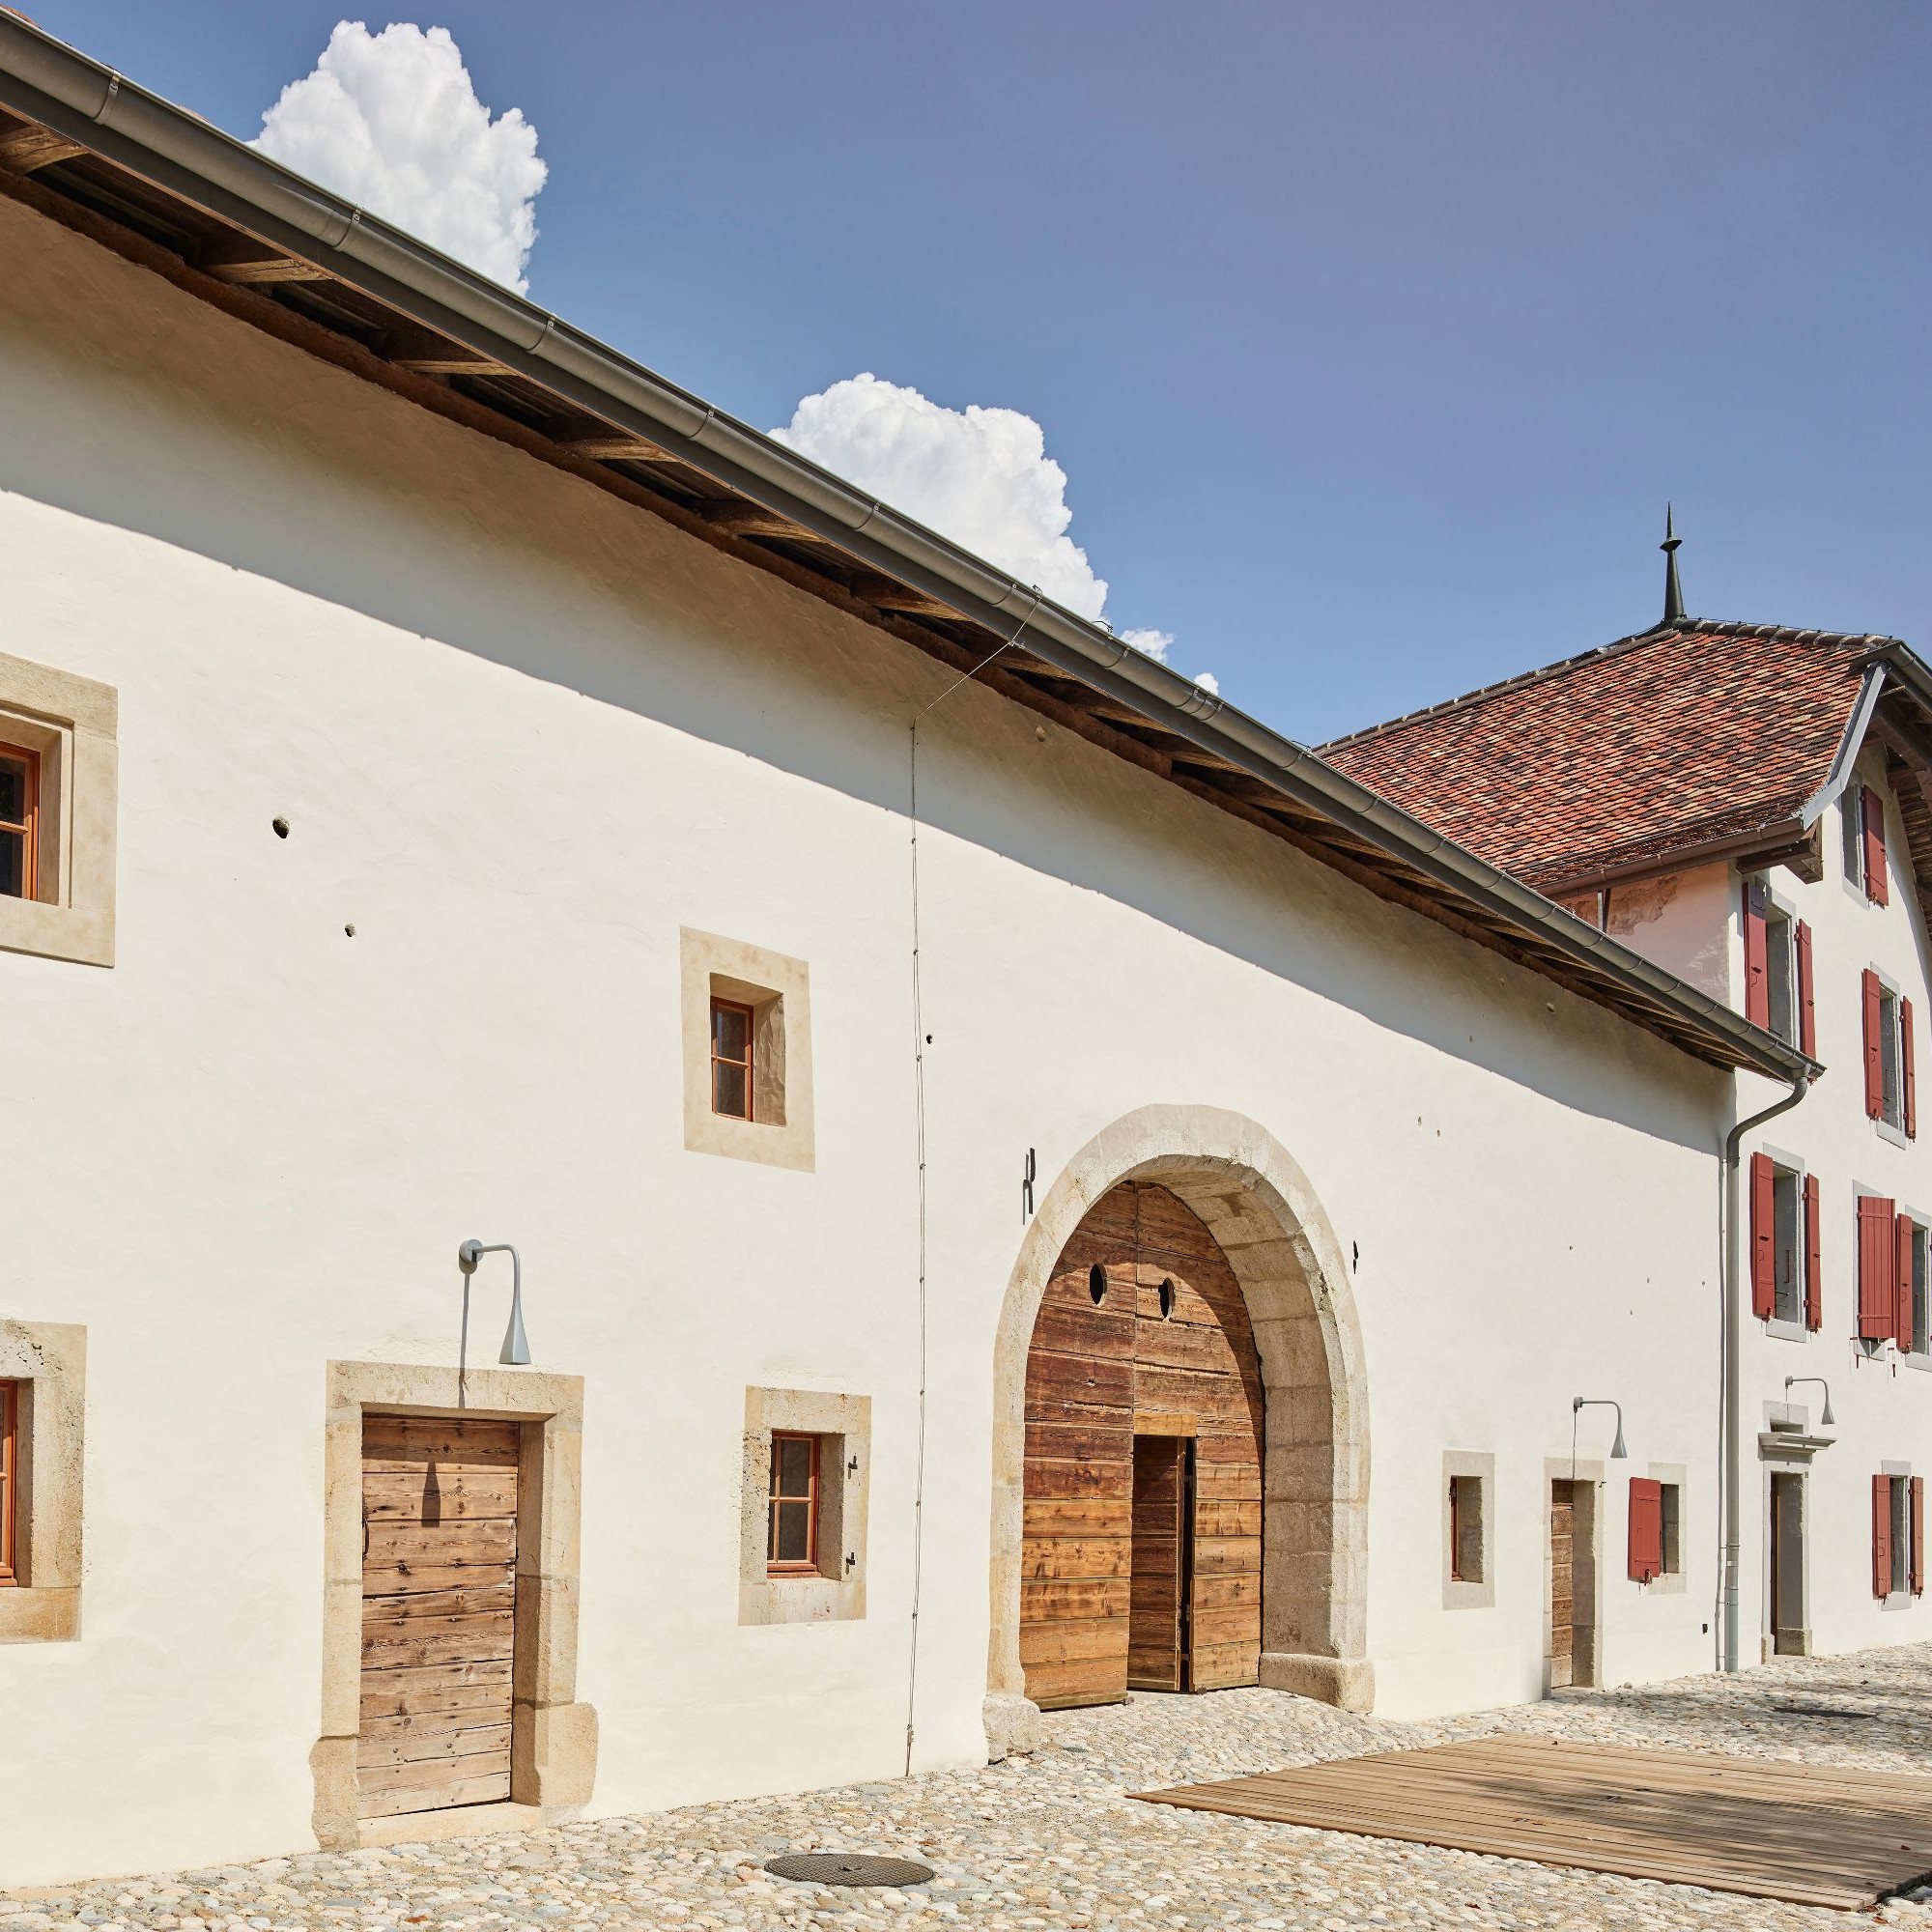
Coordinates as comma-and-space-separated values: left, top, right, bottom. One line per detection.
1129, 1435, 1189, 1691
1022, 1181, 1264, 1709
1133, 1735, 1932, 1910
358, 1414, 521, 1819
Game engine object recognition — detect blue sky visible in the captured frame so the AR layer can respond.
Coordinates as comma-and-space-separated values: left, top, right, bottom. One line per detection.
35, 2, 1932, 742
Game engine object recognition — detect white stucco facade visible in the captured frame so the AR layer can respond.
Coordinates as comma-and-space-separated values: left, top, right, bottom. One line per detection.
0, 188, 1860, 1886
1603, 767, 1932, 1665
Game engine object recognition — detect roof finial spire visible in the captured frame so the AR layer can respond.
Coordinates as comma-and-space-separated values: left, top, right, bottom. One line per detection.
1661, 503, 1686, 627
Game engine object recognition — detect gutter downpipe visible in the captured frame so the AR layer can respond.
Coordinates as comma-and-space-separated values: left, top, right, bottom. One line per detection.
1719, 1071, 1809, 1673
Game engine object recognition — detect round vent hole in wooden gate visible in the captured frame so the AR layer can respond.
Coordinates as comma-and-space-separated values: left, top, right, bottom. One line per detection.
764, 1853, 935, 1888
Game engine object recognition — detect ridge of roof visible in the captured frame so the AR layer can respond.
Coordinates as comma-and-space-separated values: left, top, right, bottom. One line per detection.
1320, 618, 1904, 754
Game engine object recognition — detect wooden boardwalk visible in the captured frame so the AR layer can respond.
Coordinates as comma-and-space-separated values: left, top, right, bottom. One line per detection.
1132, 1735, 1932, 1909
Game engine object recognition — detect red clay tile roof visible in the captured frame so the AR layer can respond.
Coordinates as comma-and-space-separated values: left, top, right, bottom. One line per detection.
1321, 622, 1891, 895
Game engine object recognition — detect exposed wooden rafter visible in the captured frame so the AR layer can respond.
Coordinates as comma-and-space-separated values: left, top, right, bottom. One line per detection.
0, 122, 82, 173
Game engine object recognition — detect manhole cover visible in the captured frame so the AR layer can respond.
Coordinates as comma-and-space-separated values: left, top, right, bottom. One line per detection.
764, 1853, 935, 1888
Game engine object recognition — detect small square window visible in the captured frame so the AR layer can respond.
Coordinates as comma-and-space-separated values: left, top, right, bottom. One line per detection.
0, 1378, 17, 1586
711, 997, 754, 1122
1915, 1228, 1931, 1358
1878, 984, 1906, 1131
1659, 1482, 1682, 1577
767, 1432, 821, 1574
0, 746, 38, 901
1448, 1474, 1485, 1584
1764, 902, 1796, 1045
1892, 1478, 1912, 1597
1844, 783, 1866, 889
1772, 1165, 1804, 1324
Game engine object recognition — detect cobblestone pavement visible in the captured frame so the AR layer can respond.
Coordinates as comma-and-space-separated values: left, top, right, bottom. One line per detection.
14, 1645, 1932, 1932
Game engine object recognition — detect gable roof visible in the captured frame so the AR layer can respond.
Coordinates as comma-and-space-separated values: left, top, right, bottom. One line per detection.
0, 14, 1811, 1081
1322, 621, 1889, 895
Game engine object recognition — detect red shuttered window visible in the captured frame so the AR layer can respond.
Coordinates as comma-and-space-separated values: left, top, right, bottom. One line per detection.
1749, 1153, 1776, 1321
1796, 919, 1816, 1060
1863, 786, 1889, 905
1804, 1173, 1822, 1331
1900, 1216, 1920, 1350
1905, 996, 1918, 1139
1743, 881, 1770, 1029
1916, 1478, 1927, 1597
1859, 1196, 1898, 1340
1864, 971, 1887, 1119
1875, 1475, 1894, 1598
1628, 1478, 1663, 1583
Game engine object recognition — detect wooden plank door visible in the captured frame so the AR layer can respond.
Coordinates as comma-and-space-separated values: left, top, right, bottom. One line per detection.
1771, 1473, 1804, 1656
1549, 1479, 1576, 1689
1129, 1435, 1193, 1691
358, 1414, 520, 1819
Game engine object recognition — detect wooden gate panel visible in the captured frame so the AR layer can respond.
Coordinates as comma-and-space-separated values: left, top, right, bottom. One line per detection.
1021, 1183, 1265, 1706
358, 1415, 520, 1819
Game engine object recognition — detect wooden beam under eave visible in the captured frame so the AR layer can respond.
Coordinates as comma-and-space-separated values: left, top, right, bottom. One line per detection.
868, 584, 963, 620
384, 324, 506, 377
201, 237, 328, 285
702, 501, 839, 545
0, 125, 85, 175
554, 435, 678, 463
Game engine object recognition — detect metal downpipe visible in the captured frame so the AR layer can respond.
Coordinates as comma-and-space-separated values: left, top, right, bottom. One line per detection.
1719, 1073, 1809, 1672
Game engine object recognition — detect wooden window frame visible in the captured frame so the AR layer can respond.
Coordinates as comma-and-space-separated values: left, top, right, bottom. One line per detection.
0, 1378, 17, 1587
1448, 1474, 1484, 1584
766, 1431, 820, 1576
0, 740, 39, 902
710, 996, 755, 1122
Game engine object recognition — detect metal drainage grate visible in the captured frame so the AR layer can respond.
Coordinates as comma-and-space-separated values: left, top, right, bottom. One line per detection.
764, 1853, 935, 1889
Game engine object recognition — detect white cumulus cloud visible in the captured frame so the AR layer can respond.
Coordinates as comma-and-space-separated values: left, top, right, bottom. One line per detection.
772, 376, 1217, 692
252, 22, 546, 292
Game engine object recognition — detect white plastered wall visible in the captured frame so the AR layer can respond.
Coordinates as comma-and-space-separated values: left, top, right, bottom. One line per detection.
0, 191, 1728, 1883
1605, 779, 1932, 1662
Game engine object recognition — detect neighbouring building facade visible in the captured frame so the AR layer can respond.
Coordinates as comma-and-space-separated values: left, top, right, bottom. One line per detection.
1325, 577, 1932, 1672
0, 14, 1911, 1893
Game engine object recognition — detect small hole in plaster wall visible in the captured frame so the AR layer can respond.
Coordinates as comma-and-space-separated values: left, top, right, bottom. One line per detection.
1088, 1264, 1107, 1306
1157, 1278, 1175, 1320
272, 816, 290, 838
344, 924, 356, 937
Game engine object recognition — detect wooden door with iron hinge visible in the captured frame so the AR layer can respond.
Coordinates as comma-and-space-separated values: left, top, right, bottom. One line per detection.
358, 1414, 520, 1819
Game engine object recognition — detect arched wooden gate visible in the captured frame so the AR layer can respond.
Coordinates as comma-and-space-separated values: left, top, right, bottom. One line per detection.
1021, 1179, 1264, 1708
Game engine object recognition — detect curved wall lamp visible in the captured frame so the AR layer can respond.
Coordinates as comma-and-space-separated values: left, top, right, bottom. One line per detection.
1573, 1396, 1628, 1461
457, 1238, 531, 1406
1784, 1375, 1835, 1426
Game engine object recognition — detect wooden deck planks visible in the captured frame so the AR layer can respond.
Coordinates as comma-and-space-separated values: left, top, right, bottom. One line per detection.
1132, 1737, 1932, 1910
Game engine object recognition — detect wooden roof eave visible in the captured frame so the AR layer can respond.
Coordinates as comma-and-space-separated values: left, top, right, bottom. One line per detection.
0, 38, 1814, 1084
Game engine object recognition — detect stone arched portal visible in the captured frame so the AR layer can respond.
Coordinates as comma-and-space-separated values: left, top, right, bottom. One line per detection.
985, 1106, 1372, 1756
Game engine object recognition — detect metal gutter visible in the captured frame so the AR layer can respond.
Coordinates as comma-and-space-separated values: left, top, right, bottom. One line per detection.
0, 14, 1814, 1084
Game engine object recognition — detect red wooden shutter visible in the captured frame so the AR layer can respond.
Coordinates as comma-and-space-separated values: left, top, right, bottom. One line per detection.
1795, 919, 1815, 1059
1898, 1214, 1917, 1347
1864, 970, 1886, 1118
1749, 1153, 1776, 1321
1915, 1478, 1926, 1596
1875, 1474, 1893, 1598
1904, 996, 1917, 1139
1864, 786, 1889, 904
1743, 880, 1770, 1028
1804, 1173, 1822, 1330
1859, 1195, 1899, 1339
1627, 1478, 1662, 1583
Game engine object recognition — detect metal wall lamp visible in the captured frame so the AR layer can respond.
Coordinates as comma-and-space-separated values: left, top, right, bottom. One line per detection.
1573, 1396, 1628, 1460
1784, 1375, 1835, 1426
457, 1238, 531, 1406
